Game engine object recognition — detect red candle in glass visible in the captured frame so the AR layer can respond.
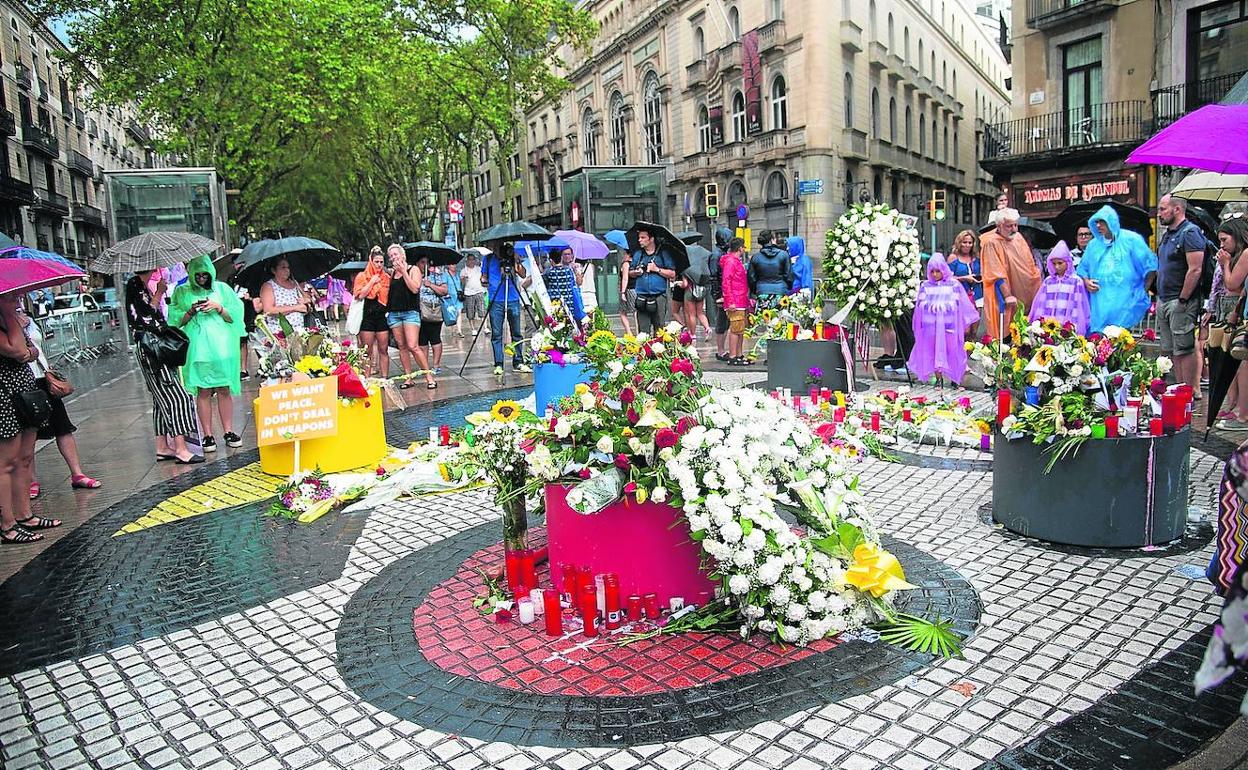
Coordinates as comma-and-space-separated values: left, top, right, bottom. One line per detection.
792, 396, 801, 410
577, 566, 594, 597
996, 389, 1012, 424
604, 582, 622, 630
1105, 414, 1119, 437
770, 390, 780, 399
809, 387, 819, 404
543, 590, 562, 636
823, 324, 836, 340
580, 600, 598, 637
835, 407, 846, 423
559, 564, 577, 606
902, 408, 912, 422
504, 551, 522, 594
627, 595, 642, 621
821, 387, 832, 402
1161, 394, 1181, 431
518, 550, 537, 592
870, 412, 881, 432
1150, 417, 1163, 436
642, 593, 659, 618
439, 425, 451, 446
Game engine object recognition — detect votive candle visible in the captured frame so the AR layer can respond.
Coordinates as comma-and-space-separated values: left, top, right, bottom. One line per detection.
1105, 414, 1119, 437
980, 433, 990, 452
519, 550, 537, 592
604, 581, 622, 630
543, 590, 562, 636
821, 388, 832, 402
627, 595, 643, 621
996, 389, 1012, 424
834, 391, 846, 407
439, 425, 451, 446
529, 588, 545, 615
669, 597, 685, 613
518, 599, 535, 625
809, 387, 819, 404
870, 411, 881, 432
902, 408, 912, 422
1162, 393, 1182, 431
1150, 417, 1163, 436
427, 426, 438, 444
643, 593, 659, 618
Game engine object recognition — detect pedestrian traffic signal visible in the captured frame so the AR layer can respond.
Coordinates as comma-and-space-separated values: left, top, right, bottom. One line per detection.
704, 182, 719, 218
930, 188, 947, 222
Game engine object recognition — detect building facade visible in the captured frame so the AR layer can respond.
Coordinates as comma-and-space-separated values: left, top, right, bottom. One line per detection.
0, 1, 155, 265
982, 0, 1245, 224
500, 0, 1009, 256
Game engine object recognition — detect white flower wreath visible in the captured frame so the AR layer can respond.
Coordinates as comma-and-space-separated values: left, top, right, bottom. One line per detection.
823, 203, 921, 326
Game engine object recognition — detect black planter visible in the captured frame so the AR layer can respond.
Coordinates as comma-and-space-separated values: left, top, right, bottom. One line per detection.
765, 340, 850, 393
992, 428, 1190, 548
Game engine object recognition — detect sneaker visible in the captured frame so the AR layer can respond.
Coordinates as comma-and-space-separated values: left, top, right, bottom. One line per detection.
1217, 419, 1248, 431
514, 363, 533, 373
492, 365, 504, 376
202, 436, 217, 453
223, 431, 243, 448
883, 364, 895, 372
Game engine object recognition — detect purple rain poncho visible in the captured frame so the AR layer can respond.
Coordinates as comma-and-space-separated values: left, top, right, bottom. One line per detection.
909, 254, 980, 383
1028, 240, 1091, 335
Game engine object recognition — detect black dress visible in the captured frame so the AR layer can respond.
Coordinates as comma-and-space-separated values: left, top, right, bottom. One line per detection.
0, 323, 42, 440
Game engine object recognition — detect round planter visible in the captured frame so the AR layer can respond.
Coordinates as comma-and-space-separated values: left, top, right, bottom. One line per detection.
256, 386, 387, 476
765, 339, 850, 394
544, 483, 716, 608
992, 428, 1190, 548
534, 362, 591, 416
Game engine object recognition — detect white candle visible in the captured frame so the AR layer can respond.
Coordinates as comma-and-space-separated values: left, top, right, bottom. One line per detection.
669, 596, 685, 613
427, 426, 438, 444
518, 599, 535, 625
595, 575, 606, 615
529, 588, 545, 615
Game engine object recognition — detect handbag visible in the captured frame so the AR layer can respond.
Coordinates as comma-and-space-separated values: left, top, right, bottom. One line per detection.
12, 389, 52, 430
634, 295, 659, 314
139, 325, 190, 368
44, 368, 73, 398
346, 298, 365, 335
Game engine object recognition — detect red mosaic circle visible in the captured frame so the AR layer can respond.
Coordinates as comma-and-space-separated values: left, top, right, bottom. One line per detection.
412, 528, 839, 697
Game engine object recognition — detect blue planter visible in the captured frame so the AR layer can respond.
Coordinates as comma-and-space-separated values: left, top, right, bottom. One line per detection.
535, 362, 591, 415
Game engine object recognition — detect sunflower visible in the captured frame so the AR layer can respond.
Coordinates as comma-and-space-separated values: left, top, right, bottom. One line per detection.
587, 329, 617, 352
490, 400, 522, 422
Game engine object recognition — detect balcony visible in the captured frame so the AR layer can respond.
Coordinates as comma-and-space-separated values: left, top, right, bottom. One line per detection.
68, 149, 93, 176
125, 119, 151, 145
685, 60, 706, 89
14, 63, 30, 91
1152, 70, 1246, 132
36, 78, 47, 103
71, 202, 105, 228
92, 164, 103, 182
840, 20, 863, 53
841, 127, 867, 160
32, 189, 69, 217
885, 54, 905, 83
0, 109, 15, 137
1025, 0, 1114, 30
758, 18, 786, 55
0, 173, 34, 205
980, 100, 1148, 172
21, 123, 59, 157
868, 42, 887, 70
53, 235, 65, 255
73, 108, 85, 130
756, 128, 794, 162
718, 40, 742, 73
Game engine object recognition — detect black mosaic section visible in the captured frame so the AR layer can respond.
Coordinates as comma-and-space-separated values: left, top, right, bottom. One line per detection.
889, 446, 994, 472
980, 626, 1248, 770
335, 522, 982, 747
975, 502, 1214, 559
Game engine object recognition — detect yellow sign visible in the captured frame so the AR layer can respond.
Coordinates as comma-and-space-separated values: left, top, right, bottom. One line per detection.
256, 377, 339, 447
736, 226, 752, 252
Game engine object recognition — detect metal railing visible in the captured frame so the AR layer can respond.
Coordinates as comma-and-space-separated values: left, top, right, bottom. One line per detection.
981, 100, 1148, 161
1152, 70, 1246, 131
35, 309, 121, 364
21, 122, 59, 157
1025, 0, 1110, 27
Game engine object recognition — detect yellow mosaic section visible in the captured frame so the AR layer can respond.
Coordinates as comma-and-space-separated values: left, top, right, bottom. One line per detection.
113, 463, 285, 536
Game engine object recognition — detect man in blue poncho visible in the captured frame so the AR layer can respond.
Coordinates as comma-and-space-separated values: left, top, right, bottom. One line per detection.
1075, 204, 1157, 332
787, 236, 813, 298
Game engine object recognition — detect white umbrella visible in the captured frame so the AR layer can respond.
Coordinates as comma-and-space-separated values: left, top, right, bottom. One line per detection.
1171, 171, 1248, 203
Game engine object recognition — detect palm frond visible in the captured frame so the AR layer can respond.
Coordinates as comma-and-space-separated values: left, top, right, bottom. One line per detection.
876, 613, 964, 658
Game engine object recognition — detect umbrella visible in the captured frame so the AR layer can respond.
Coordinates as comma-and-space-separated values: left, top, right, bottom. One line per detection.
625, 221, 690, 276
0, 246, 80, 270
1051, 201, 1153, 245
0, 232, 19, 250
403, 241, 461, 267
1171, 171, 1248, 203
0, 258, 85, 295
90, 231, 222, 274
978, 217, 1058, 249
684, 244, 713, 286
514, 237, 570, 256
1127, 105, 1248, 174
552, 230, 609, 261
676, 230, 705, 245
1206, 336, 1240, 439
234, 236, 341, 293
603, 230, 629, 251
476, 221, 552, 243
329, 261, 367, 279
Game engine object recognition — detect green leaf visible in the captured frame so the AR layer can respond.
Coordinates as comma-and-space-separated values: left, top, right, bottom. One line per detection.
876, 614, 964, 658
740, 517, 753, 537
835, 522, 865, 553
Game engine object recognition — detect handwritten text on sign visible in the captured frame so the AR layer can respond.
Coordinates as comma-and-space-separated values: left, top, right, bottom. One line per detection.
256, 377, 339, 447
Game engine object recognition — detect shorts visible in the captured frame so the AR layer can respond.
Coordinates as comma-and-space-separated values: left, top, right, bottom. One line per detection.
360, 308, 390, 333
727, 309, 747, 335
715, 303, 730, 334
419, 321, 443, 346
1158, 297, 1201, 356
387, 310, 422, 327
623, 289, 637, 315
36, 378, 76, 440
672, 284, 686, 303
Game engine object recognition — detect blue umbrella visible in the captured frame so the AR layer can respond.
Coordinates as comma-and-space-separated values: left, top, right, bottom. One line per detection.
0, 246, 80, 270
603, 230, 629, 251
514, 238, 570, 255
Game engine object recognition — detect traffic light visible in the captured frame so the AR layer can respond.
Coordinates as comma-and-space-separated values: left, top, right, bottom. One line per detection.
704, 182, 719, 218
929, 188, 947, 221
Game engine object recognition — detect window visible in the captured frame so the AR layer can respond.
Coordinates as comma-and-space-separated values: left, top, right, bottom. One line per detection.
904, 105, 912, 148
931, 51, 936, 81
952, 70, 957, 99
642, 72, 665, 163
609, 92, 627, 164
731, 91, 746, 141
766, 171, 788, 202
1062, 37, 1102, 146
771, 76, 788, 129
581, 108, 598, 165
844, 169, 854, 207
887, 13, 894, 50
548, 171, 557, 202
942, 61, 947, 90
869, 0, 877, 39
919, 110, 925, 155
727, 179, 748, 208
770, 0, 784, 21
535, 171, 545, 203
873, 173, 882, 203
918, 40, 924, 74
953, 127, 959, 165
888, 97, 897, 142
931, 118, 937, 158
729, 6, 741, 39
904, 27, 910, 64
942, 124, 949, 162
870, 88, 880, 138
843, 73, 854, 127
1188, 1, 1248, 83
695, 27, 705, 59
698, 105, 712, 151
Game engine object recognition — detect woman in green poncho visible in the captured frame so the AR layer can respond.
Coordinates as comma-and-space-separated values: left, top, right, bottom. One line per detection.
170, 254, 245, 452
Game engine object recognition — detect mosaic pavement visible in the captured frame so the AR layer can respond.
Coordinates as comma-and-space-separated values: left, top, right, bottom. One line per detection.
0, 380, 1245, 770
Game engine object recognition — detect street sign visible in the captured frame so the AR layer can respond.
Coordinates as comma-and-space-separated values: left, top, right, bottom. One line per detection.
736, 204, 749, 221
447, 199, 464, 221
798, 179, 824, 196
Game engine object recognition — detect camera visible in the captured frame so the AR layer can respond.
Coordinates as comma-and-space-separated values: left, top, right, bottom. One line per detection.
498, 242, 517, 272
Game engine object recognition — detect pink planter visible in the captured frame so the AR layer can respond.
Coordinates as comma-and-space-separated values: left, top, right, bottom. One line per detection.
545, 484, 717, 609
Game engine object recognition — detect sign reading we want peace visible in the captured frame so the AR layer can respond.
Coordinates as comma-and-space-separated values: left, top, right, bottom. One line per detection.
256, 377, 339, 447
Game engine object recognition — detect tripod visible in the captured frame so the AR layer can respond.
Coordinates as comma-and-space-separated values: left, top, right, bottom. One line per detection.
459, 258, 542, 376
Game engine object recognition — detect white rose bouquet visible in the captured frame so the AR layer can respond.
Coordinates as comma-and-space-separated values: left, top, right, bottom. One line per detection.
823, 203, 921, 326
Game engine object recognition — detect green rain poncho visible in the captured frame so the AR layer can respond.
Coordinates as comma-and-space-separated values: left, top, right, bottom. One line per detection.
169, 254, 245, 395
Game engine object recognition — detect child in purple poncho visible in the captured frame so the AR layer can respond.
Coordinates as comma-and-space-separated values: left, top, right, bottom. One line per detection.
909, 253, 980, 385
1028, 241, 1090, 335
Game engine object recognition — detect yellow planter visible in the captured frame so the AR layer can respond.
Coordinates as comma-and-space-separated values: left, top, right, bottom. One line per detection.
256, 386, 387, 476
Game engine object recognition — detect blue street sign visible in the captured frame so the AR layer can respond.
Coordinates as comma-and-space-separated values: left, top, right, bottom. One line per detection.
736, 204, 749, 221
798, 179, 824, 196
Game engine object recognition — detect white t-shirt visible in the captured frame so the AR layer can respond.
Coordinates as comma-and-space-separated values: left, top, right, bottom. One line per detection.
579, 262, 598, 311
460, 265, 485, 296
23, 315, 48, 378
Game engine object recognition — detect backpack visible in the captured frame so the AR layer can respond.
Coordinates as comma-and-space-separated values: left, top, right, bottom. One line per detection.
1182, 220, 1217, 300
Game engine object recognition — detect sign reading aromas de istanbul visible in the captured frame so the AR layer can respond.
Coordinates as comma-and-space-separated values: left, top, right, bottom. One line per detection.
1016, 171, 1141, 216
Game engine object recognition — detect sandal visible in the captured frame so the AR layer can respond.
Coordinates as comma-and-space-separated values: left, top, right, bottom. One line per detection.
155, 454, 177, 462
29, 482, 39, 499
71, 475, 101, 489
399, 381, 414, 390
14, 515, 60, 530
1, 526, 42, 544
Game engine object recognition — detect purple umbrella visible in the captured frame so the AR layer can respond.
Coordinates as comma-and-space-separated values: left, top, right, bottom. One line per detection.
1127, 105, 1248, 173
552, 230, 609, 261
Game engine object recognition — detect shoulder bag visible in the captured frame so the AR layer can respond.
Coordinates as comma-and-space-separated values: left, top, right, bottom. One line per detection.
138, 325, 191, 368
13, 388, 52, 430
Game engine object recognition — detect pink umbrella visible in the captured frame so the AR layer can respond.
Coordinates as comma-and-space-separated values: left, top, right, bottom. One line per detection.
1127, 104, 1248, 173
0, 257, 86, 296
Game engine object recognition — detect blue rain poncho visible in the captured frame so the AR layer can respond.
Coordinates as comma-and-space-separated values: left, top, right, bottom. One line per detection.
787, 236, 813, 295
1075, 204, 1157, 332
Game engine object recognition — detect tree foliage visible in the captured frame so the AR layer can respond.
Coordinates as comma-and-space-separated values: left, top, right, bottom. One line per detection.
35, 0, 596, 250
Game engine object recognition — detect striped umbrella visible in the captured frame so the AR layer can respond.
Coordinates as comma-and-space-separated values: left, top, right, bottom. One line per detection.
90, 231, 223, 273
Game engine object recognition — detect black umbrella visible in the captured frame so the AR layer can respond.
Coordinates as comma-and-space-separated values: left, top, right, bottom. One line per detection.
684, 245, 713, 286
625, 221, 690, 276
978, 217, 1059, 249
476, 221, 553, 243
1051, 201, 1153, 245
1187, 204, 1219, 242
234, 236, 341, 293
1206, 335, 1241, 438
329, 260, 367, 279
403, 241, 461, 267
676, 230, 705, 245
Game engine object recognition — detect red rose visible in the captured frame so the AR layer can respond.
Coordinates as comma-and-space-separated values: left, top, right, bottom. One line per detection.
620, 387, 636, 404
1143, 328, 1157, 341
676, 416, 697, 435
679, 329, 694, 345
615, 454, 632, 471
627, 407, 640, 425
376, 466, 387, 476
980, 334, 993, 346
622, 481, 638, 494
655, 427, 678, 449
577, 468, 592, 479
670, 358, 695, 376
1150, 378, 1167, 395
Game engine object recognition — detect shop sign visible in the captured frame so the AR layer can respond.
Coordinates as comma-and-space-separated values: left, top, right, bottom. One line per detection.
1016, 172, 1140, 216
